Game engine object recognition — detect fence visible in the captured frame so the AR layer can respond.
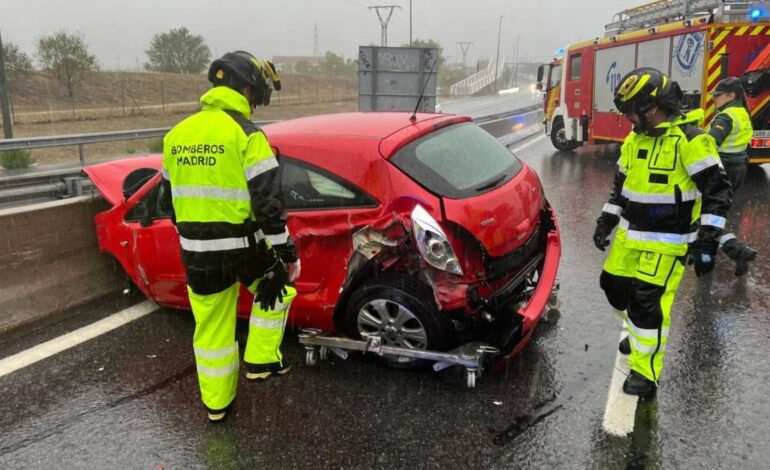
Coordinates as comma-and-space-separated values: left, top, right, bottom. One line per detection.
1, 71, 359, 125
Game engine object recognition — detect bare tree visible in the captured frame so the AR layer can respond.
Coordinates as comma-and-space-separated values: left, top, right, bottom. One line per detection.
37, 30, 99, 98
144, 27, 211, 74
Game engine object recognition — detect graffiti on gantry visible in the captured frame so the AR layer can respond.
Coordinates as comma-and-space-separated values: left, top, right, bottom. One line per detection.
673, 32, 705, 77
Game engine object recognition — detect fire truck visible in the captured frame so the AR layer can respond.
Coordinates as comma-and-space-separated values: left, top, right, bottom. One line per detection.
537, 0, 770, 164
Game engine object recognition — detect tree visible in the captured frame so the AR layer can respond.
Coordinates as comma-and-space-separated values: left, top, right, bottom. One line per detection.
294, 59, 317, 75
402, 38, 445, 67
2, 42, 33, 74
37, 30, 99, 98
144, 27, 211, 74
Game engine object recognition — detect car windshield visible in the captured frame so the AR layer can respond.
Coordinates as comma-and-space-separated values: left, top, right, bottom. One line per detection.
390, 122, 522, 199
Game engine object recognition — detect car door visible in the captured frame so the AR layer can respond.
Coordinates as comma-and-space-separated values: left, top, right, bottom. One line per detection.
280, 156, 381, 330
124, 179, 189, 307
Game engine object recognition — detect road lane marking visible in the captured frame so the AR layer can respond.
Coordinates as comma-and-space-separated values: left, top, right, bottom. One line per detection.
510, 134, 546, 154
602, 329, 638, 436
0, 300, 158, 379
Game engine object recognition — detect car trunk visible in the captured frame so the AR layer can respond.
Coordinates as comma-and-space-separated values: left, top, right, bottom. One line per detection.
441, 165, 543, 258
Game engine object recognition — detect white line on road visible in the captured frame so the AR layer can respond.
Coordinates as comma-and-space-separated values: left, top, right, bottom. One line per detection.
510, 134, 546, 154
0, 300, 158, 379
602, 329, 638, 436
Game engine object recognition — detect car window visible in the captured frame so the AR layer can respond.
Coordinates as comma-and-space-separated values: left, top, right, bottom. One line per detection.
281, 158, 377, 210
390, 122, 523, 199
124, 182, 173, 222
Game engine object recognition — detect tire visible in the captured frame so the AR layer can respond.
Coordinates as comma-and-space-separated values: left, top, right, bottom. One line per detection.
550, 118, 580, 151
344, 273, 454, 369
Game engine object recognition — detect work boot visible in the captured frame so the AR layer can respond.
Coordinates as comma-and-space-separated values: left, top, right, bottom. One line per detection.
207, 403, 232, 423
246, 362, 292, 381
721, 239, 758, 276
622, 371, 657, 398
618, 336, 631, 355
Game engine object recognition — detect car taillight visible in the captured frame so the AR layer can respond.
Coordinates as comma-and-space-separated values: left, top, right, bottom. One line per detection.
751, 138, 770, 148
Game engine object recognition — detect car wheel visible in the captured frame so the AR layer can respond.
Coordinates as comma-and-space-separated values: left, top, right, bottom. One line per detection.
550, 118, 580, 151
345, 273, 453, 369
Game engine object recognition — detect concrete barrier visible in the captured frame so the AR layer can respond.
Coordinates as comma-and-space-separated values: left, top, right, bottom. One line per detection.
0, 196, 126, 333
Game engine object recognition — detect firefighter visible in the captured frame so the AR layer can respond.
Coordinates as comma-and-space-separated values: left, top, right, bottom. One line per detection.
706, 77, 758, 275
161, 50, 300, 422
593, 68, 732, 398
707, 77, 753, 190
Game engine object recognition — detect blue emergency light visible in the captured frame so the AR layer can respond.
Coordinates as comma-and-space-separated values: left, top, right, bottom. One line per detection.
750, 5, 768, 20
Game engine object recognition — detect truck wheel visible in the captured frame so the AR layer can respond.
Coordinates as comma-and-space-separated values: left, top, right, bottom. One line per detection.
345, 273, 453, 369
551, 118, 580, 151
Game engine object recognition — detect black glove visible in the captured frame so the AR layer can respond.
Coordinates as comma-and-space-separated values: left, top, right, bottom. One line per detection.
721, 238, 758, 277
255, 262, 289, 311
593, 222, 613, 251
687, 239, 718, 277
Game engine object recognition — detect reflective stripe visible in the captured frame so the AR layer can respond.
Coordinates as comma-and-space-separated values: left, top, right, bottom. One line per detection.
196, 361, 239, 378
685, 156, 719, 176
162, 168, 170, 180
719, 233, 736, 247
173, 186, 250, 201
249, 316, 285, 329
629, 335, 663, 355
620, 218, 697, 244
245, 157, 279, 181
701, 214, 726, 229
603, 203, 623, 216
265, 229, 289, 246
179, 235, 248, 252
629, 323, 669, 340
194, 343, 238, 360
621, 188, 700, 204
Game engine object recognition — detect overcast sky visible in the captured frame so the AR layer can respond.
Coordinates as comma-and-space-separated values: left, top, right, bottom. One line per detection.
2, 0, 640, 70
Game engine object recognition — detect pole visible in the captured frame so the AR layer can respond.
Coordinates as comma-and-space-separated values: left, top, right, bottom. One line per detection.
0, 30, 13, 138
514, 35, 520, 87
494, 15, 504, 94
410, 0, 413, 47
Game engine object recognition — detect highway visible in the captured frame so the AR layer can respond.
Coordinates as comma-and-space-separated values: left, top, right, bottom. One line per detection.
1, 132, 768, 468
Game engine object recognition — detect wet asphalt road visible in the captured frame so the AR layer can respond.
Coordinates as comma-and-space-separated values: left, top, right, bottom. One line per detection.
1, 135, 769, 469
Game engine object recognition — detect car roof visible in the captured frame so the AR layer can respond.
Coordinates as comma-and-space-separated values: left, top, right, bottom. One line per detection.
265, 111, 457, 140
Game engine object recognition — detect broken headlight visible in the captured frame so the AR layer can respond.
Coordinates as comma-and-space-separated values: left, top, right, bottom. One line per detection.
411, 205, 463, 275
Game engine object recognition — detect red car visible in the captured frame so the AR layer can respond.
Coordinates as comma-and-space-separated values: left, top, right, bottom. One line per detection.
85, 112, 560, 367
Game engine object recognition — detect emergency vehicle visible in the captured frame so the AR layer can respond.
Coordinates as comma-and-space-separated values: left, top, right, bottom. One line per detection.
537, 0, 770, 164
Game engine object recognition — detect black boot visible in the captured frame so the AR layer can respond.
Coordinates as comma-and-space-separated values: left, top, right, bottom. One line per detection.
623, 371, 656, 398
721, 239, 758, 276
618, 336, 631, 355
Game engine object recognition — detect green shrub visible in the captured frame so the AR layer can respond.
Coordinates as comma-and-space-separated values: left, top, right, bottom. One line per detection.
0, 149, 35, 169
126, 145, 136, 154
147, 138, 163, 153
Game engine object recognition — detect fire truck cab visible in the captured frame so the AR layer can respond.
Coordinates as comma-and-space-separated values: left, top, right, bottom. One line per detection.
538, 0, 770, 164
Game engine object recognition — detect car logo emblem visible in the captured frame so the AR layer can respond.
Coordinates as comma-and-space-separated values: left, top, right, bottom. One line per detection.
481, 217, 496, 227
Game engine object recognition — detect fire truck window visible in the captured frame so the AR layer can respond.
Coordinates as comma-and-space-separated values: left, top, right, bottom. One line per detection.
550, 65, 562, 88
569, 54, 582, 81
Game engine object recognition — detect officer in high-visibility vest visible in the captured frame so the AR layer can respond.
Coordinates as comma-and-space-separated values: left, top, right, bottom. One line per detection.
161, 50, 301, 422
707, 77, 753, 191
707, 77, 758, 276
593, 68, 732, 398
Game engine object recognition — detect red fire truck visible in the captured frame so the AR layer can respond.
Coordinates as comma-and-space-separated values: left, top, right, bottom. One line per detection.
537, 0, 770, 164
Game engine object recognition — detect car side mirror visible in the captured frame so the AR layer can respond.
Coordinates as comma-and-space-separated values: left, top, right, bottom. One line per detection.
135, 201, 153, 227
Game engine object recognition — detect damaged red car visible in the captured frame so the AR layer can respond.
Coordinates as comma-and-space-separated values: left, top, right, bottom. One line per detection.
85, 112, 560, 368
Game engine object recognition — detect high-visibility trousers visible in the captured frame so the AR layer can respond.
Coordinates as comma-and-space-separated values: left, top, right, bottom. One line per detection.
600, 227, 686, 384
188, 280, 296, 412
